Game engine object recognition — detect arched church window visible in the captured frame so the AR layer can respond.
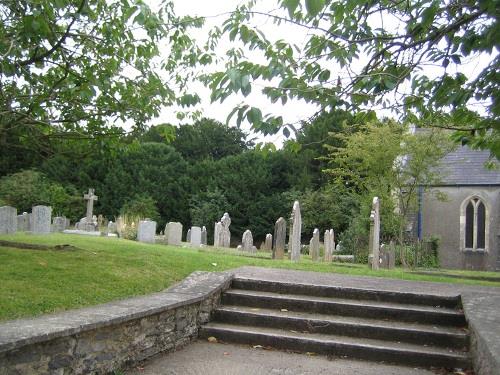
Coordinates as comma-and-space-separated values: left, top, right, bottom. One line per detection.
462, 197, 487, 251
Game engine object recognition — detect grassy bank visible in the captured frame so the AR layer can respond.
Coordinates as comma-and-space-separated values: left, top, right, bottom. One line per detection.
1, 233, 498, 321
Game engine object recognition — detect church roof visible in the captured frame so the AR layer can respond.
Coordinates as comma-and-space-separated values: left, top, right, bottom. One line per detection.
433, 146, 500, 186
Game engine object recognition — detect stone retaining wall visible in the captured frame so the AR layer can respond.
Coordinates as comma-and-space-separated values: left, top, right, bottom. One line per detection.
462, 292, 500, 375
0, 271, 233, 374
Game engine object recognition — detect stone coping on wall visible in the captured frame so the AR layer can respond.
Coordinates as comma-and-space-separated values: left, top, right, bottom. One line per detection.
0, 270, 233, 355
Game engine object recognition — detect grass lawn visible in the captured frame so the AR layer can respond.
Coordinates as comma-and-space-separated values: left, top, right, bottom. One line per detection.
1, 233, 499, 322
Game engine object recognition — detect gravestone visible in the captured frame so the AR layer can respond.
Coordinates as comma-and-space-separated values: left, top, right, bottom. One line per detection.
186, 229, 191, 243
242, 229, 254, 252
380, 241, 396, 269
290, 201, 302, 262
52, 216, 68, 232
237, 245, 242, 251
0, 206, 17, 234
17, 212, 29, 232
310, 228, 320, 261
213, 222, 223, 247
273, 217, 286, 260
190, 226, 201, 247
201, 226, 207, 245
108, 221, 117, 234
263, 233, 272, 251
370, 197, 381, 270
324, 230, 332, 262
137, 220, 156, 243
165, 222, 182, 246
330, 229, 335, 256
32, 205, 52, 234
221, 212, 231, 247
79, 188, 98, 231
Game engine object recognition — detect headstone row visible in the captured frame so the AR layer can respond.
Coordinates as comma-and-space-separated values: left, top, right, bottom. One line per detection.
0, 205, 52, 234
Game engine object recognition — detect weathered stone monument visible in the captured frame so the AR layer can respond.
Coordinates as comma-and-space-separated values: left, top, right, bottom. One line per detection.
52, 216, 69, 232
201, 226, 207, 245
165, 222, 182, 246
310, 228, 320, 261
290, 201, 302, 262
380, 241, 396, 269
32, 205, 52, 234
137, 220, 156, 243
324, 229, 332, 262
213, 222, 223, 247
190, 226, 201, 247
242, 229, 254, 252
107, 221, 117, 234
186, 229, 191, 243
263, 233, 272, 251
370, 197, 381, 270
77, 188, 98, 231
221, 212, 231, 247
0, 206, 17, 234
17, 212, 30, 232
273, 217, 286, 260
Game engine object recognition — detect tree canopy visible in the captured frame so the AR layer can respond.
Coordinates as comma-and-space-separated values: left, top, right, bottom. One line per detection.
201, 0, 499, 157
0, 0, 203, 173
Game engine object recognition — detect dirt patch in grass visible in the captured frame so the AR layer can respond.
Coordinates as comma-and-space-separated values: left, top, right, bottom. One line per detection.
0, 240, 79, 252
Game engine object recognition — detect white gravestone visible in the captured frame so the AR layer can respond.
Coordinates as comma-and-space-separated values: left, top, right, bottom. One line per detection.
214, 222, 223, 247
201, 226, 207, 245
190, 226, 201, 247
324, 229, 332, 262
221, 212, 231, 247
290, 201, 302, 262
32, 205, 52, 234
0, 206, 17, 234
186, 229, 191, 243
242, 229, 254, 252
310, 228, 320, 261
165, 222, 183, 246
263, 233, 272, 251
370, 197, 381, 270
137, 220, 156, 243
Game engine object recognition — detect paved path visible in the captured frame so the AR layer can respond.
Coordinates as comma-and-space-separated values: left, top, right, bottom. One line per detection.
126, 340, 438, 375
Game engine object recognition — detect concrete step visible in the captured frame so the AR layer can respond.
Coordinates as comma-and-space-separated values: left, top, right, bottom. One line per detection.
222, 289, 466, 327
214, 305, 469, 349
200, 323, 471, 369
232, 278, 461, 308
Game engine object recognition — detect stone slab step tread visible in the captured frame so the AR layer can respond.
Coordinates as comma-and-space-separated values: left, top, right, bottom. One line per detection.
232, 278, 461, 308
215, 305, 468, 338
200, 323, 471, 368
224, 289, 464, 316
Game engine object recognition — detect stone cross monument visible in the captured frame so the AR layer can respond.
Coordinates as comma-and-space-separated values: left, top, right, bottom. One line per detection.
84, 188, 98, 223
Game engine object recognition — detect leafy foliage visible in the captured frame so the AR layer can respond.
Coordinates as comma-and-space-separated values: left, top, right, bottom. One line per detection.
0, 0, 203, 175
202, 0, 499, 157
0, 170, 80, 219
120, 194, 160, 223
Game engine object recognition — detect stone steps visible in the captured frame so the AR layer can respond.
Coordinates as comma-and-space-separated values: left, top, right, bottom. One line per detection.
213, 305, 469, 348
200, 323, 471, 369
200, 277, 471, 369
222, 289, 466, 326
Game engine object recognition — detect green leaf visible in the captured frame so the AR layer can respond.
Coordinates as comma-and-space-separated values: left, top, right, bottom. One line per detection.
305, 0, 325, 17
282, 0, 300, 17
247, 107, 262, 125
